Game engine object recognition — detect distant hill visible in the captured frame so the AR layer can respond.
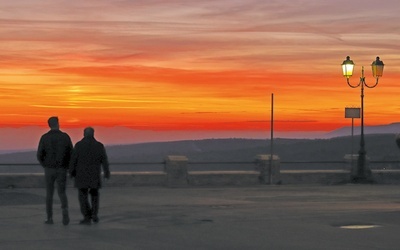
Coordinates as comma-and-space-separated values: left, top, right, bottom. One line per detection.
1, 123, 400, 151
0, 126, 269, 151
1, 135, 400, 170
325, 123, 400, 138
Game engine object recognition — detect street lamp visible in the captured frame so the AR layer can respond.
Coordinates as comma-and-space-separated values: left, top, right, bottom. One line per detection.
341, 56, 384, 182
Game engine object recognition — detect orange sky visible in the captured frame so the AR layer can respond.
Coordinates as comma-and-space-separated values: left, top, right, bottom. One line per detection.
1, 0, 400, 140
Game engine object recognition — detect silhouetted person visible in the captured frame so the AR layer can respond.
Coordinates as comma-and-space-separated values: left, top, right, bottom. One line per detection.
396, 134, 400, 149
37, 116, 73, 225
70, 127, 110, 225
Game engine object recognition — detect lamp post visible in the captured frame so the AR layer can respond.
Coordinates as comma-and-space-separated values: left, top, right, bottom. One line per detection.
341, 56, 384, 182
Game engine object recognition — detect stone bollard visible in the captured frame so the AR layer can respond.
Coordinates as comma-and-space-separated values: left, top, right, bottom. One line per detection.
164, 155, 189, 187
256, 154, 281, 184
344, 154, 358, 171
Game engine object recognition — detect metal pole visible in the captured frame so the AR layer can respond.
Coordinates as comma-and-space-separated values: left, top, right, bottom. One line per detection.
351, 118, 354, 156
355, 67, 367, 182
269, 93, 274, 184
350, 117, 354, 168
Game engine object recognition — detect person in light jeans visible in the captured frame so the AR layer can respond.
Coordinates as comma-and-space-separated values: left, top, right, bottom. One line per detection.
37, 116, 73, 225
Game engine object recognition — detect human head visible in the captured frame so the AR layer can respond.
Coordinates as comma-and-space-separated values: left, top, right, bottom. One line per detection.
47, 116, 59, 130
84, 127, 95, 138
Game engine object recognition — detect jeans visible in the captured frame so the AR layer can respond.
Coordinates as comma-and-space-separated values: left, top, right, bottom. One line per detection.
44, 168, 68, 219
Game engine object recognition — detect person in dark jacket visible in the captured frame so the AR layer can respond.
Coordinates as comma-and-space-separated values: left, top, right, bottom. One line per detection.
37, 116, 73, 225
70, 127, 110, 225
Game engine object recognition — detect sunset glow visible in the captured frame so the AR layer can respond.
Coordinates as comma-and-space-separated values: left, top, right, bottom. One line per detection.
1, 0, 400, 142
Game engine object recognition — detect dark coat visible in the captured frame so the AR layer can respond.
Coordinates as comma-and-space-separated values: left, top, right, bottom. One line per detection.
70, 136, 110, 189
37, 129, 73, 169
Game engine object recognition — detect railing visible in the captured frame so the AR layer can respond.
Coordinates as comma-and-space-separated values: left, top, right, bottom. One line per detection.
1, 160, 400, 174
280, 160, 400, 170
2, 159, 400, 187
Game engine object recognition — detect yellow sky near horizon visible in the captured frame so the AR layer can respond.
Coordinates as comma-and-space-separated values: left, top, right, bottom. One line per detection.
1, 0, 400, 134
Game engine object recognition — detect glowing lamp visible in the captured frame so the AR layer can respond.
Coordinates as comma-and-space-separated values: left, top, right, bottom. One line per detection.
342, 56, 354, 78
371, 56, 384, 78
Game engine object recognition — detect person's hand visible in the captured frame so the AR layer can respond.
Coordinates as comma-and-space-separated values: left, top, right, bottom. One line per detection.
104, 172, 110, 180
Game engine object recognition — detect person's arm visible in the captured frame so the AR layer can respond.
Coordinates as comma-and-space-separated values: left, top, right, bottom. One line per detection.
36, 137, 45, 167
101, 146, 110, 179
69, 147, 77, 178
63, 134, 74, 167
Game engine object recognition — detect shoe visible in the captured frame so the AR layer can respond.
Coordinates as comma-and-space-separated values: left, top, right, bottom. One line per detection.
44, 218, 54, 225
79, 219, 91, 225
62, 213, 70, 226
92, 215, 99, 224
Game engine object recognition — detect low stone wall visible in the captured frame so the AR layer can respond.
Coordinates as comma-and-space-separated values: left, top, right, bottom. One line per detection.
2, 170, 400, 189
1, 155, 400, 188
188, 171, 260, 186
105, 172, 166, 187
0, 173, 45, 189
281, 170, 350, 185
371, 170, 400, 184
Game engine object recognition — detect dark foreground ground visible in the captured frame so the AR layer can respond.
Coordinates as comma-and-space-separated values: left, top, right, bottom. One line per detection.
1, 184, 400, 250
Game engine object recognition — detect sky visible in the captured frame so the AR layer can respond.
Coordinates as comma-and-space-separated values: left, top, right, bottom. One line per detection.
1, 0, 400, 147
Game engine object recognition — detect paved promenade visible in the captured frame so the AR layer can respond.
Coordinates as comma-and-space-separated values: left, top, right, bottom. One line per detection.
1, 184, 400, 249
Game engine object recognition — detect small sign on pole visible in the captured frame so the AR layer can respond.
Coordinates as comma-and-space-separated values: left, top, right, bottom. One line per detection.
345, 107, 361, 118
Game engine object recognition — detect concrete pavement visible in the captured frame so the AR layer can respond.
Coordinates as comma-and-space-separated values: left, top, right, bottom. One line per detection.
1, 184, 400, 249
